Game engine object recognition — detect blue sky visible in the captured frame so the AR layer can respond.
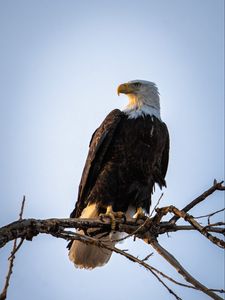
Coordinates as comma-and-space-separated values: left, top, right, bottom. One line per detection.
0, 1, 224, 299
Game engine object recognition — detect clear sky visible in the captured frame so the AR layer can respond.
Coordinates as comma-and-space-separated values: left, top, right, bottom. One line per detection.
0, 0, 224, 299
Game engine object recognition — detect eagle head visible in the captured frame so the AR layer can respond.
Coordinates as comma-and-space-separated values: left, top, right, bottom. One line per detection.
117, 80, 160, 111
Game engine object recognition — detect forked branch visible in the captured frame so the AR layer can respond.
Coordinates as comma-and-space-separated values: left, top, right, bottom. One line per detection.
0, 196, 26, 300
0, 181, 224, 299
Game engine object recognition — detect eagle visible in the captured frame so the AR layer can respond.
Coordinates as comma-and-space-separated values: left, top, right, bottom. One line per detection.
68, 80, 169, 269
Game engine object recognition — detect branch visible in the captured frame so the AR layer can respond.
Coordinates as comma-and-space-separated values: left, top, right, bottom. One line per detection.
158, 224, 225, 235
1, 215, 224, 249
194, 208, 225, 221
0, 218, 135, 248
1, 215, 223, 299
54, 229, 224, 299
169, 180, 225, 224
0, 196, 26, 300
203, 222, 225, 230
150, 239, 223, 300
54, 230, 184, 300
156, 206, 225, 249
0, 180, 224, 299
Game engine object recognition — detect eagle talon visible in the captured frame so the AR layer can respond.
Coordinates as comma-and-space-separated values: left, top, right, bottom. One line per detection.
114, 211, 126, 223
99, 206, 126, 230
134, 207, 146, 222
99, 212, 116, 231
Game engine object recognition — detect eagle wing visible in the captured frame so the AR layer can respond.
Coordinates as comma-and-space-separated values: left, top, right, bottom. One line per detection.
70, 109, 123, 218
160, 122, 170, 182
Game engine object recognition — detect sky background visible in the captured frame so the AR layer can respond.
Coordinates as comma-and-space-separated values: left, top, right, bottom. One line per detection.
0, 0, 224, 299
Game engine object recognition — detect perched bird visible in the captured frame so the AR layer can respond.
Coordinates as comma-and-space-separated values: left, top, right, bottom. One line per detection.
68, 80, 169, 269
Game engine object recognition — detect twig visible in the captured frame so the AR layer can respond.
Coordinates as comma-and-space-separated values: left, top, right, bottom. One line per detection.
150, 193, 164, 217
158, 224, 225, 235
169, 180, 225, 224
203, 222, 225, 230
54, 230, 184, 300
194, 208, 225, 220
111, 217, 150, 243
208, 289, 225, 294
150, 239, 223, 300
56, 230, 224, 298
142, 252, 154, 262
8, 238, 25, 260
0, 196, 26, 300
170, 207, 225, 249
157, 206, 225, 249
106, 246, 183, 300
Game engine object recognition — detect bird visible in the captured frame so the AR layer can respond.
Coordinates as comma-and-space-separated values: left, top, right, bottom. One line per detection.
68, 80, 169, 269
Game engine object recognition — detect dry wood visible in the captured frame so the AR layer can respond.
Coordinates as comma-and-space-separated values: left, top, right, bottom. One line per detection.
0, 196, 26, 300
0, 181, 224, 299
169, 180, 225, 224
150, 239, 223, 300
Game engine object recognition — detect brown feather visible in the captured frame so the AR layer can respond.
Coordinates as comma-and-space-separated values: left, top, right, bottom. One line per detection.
70, 110, 169, 218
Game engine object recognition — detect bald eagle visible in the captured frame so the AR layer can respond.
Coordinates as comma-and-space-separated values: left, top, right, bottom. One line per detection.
68, 80, 169, 269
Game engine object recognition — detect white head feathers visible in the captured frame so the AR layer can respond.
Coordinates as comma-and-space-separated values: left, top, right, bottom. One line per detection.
117, 80, 161, 119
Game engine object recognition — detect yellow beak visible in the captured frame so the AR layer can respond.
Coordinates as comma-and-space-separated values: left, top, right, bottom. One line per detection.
117, 83, 134, 96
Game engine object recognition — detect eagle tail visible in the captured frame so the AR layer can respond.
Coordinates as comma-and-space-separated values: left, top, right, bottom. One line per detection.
68, 204, 120, 269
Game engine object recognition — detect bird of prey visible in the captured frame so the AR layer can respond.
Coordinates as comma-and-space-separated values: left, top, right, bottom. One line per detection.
68, 80, 169, 269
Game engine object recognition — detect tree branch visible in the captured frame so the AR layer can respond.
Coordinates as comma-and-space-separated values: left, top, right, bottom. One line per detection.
0, 181, 224, 299
158, 206, 225, 249
150, 239, 223, 300
0, 196, 26, 300
169, 180, 225, 224
158, 224, 225, 235
194, 208, 225, 221
54, 230, 184, 300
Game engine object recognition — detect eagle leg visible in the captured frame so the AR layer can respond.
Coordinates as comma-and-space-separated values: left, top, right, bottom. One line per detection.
99, 205, 126, 230
133, 207, 146, 220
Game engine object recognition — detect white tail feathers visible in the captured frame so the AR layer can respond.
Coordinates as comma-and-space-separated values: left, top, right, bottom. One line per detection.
68, 204, 121, 269
68, 232, 116, 269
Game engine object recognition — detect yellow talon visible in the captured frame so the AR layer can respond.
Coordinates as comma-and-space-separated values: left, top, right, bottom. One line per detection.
99, 205, 125, 230
133, 207, 146, 220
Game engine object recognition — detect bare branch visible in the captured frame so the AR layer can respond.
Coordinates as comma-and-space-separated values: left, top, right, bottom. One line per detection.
142, 252, 154, 262
157, 206, 225, 248
150, 193, 164, 217
150, 239, 223, 300
169, 180, 225, 224
203, 222, 225, 230
55, 230, 223, 299
0, 181, 224, 299
158, 225, 225, 235
8, 239, 25, 260
112, 217, 151, 243
208, 289, 225, 294
54, 230, 184, 300
0, 196, 26, 300
194, 208, 225, 220
19, 197, 26, 220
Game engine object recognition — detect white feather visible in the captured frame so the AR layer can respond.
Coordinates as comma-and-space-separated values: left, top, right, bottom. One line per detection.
69, 204, 137, 269
123, 104, 161, 120
68, 204, 120, 269
122, 80, 161, 120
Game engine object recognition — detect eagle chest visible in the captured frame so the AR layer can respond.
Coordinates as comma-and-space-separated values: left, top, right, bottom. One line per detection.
108, 116, 159, 172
